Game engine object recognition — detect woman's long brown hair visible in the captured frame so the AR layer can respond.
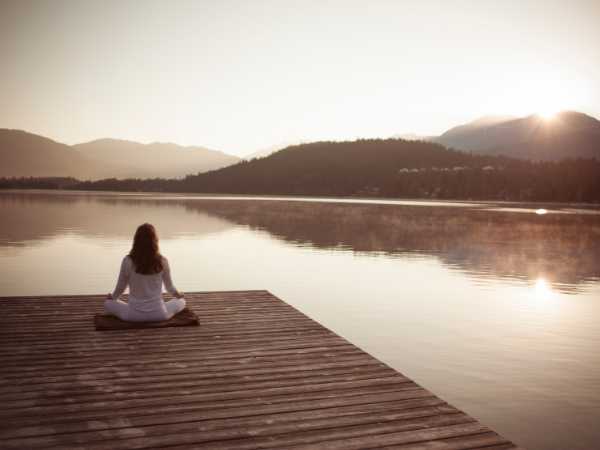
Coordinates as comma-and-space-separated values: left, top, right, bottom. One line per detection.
129, 223, 164, 274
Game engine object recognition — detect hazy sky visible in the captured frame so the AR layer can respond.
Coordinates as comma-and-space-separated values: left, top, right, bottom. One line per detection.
1, 0, 599, 156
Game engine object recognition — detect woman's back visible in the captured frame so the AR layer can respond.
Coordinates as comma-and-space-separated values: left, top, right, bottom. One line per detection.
105, 223, 185, 322
113, 255, 179, 313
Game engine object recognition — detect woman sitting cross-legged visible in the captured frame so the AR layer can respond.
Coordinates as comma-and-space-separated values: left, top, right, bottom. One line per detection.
105, 223, 186, 322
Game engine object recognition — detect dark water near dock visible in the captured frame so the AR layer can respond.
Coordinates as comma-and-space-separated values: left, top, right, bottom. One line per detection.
1, 190, 599, 450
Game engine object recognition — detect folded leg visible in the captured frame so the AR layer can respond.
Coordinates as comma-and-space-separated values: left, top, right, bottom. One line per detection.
165, 298, 186, 319
104, 299, 130, 321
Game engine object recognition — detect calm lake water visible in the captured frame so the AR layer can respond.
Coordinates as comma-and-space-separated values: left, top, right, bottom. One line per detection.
1, 190, 599, 450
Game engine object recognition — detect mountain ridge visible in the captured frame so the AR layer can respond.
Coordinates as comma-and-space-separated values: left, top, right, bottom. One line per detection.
434, 110, 600, 160
0, 129, 240, 180
0, 129, 119, 179
74, 138, 239, 179
3, 109, 599, 181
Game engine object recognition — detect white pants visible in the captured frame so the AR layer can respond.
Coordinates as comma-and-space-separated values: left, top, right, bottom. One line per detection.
104, 298, 186, 322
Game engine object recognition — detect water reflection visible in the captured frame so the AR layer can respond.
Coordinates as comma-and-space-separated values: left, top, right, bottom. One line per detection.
178, 199, 600, 293
0, 191, 235, 247
1, 191, 599, 293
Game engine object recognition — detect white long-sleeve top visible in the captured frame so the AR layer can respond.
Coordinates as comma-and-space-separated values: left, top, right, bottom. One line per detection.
111, 255, 179, 313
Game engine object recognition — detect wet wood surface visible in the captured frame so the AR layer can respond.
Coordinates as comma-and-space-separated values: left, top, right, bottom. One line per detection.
0, 290, 522, 449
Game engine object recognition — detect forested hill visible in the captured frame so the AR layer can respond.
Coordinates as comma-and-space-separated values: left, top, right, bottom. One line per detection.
47, 138, 600, 202
176, 139, 504, 196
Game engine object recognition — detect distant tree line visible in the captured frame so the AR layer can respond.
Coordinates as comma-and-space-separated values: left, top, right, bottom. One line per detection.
0, 177, 79, 190
2, 139, 599, 202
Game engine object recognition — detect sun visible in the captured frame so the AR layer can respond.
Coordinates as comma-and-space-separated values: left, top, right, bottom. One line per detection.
501, 98, 564, 121
493, 64, 588, 122
537, 107, 560, 120
534, 101, 562, 119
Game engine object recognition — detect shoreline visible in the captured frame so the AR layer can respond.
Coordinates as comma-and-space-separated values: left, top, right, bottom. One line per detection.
1, 187, 599, 209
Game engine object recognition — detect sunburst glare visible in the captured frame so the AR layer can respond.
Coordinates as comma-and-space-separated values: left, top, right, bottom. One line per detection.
538, 109, 559, 120
534, 277, 556, 302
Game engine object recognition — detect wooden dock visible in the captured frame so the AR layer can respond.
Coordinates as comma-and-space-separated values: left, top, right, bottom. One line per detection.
0, 290, 521, 449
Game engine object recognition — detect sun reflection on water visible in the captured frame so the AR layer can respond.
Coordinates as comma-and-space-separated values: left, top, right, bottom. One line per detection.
523, 277, 561, 315
534, 277, 556, 301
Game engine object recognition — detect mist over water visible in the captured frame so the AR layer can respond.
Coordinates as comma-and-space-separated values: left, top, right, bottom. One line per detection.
1, 190, 599, 450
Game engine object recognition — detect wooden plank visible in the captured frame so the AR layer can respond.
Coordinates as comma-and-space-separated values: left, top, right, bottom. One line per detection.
2, 386, 427, 428
0, 368, 399, 405
0, 378, 419, 420
0, 357, 388, 393
0, 358, 387, 391
0, 393, 442, 440
0, 405, 460, 449
0, 345, 364, 373
0, 336, 351, 361
134, 416, 479, 450
0, 291, 520, 449
1, 372, 410, 409
0, 328, 335, 349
